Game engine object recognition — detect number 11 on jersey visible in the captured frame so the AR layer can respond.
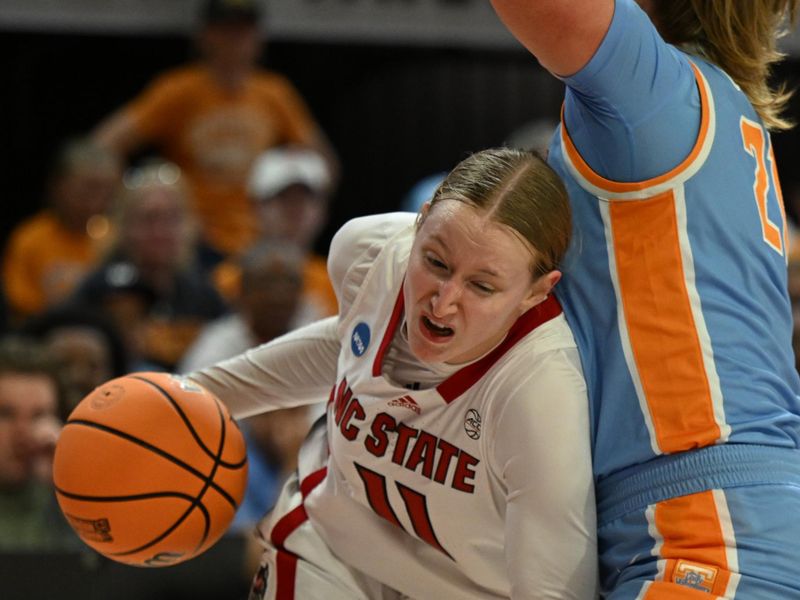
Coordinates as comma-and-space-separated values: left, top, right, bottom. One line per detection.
354, 462, 453, 559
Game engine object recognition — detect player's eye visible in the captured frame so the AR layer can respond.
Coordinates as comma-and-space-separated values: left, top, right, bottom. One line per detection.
425, 254, 447, 271
471, 282, 495, 295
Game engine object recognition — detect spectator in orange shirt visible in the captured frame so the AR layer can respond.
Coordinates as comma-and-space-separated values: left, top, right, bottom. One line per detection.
2, 138, 120, 323
212, 147, 338, 321
92, 0, 338, 265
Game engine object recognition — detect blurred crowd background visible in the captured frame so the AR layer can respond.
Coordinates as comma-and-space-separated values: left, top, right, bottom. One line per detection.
1, 0, 800, 598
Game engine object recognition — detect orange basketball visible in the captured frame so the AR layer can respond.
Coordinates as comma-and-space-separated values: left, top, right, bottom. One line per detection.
53, 372, 248, 567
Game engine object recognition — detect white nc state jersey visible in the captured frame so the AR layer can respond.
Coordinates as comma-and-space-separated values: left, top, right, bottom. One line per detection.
301, 214, 596, 599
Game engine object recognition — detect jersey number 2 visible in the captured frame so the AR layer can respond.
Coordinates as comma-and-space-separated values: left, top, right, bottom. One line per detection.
354, 462, 452, 559
740, 117, 788, 257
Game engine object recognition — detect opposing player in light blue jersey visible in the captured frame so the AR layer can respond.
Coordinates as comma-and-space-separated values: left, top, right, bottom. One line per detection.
490, 0, 800, 597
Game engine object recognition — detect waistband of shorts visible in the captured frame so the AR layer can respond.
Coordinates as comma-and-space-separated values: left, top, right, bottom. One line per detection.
596, 444, 800, 525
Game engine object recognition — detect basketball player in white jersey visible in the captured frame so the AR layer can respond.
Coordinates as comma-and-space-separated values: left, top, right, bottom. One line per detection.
191, 148, 598, 599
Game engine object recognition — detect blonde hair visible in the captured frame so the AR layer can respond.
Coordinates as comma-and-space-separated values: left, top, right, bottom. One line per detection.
653, 0, 799, 131
423, 148, 571, 278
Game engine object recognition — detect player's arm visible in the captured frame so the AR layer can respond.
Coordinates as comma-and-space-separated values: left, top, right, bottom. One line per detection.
489, 0, 614, 76
189, 214, 379, 418
491, 347, 597, 598
189, 316, 341, 419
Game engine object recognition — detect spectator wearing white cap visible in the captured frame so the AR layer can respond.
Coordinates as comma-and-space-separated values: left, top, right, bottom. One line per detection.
213, 147, 338, 321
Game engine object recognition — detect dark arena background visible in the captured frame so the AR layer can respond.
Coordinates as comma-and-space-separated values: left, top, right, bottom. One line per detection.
3, 0, 798, 254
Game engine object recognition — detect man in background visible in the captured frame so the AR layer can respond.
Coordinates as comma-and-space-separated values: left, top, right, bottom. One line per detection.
0, 336, 77, 551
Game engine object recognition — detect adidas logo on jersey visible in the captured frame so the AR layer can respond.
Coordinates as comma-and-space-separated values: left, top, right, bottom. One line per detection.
388, 395, 421, 414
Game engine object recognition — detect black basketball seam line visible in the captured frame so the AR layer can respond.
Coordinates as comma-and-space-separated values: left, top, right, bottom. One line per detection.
188, 399, 228, 554
115, 398, 226, 558
55, 487, 197, 503
54, 484, 211, 559
63, 419, 239, 509
129, 374, 247, 469
111, 499, 211, 558
108, 407, 222, 560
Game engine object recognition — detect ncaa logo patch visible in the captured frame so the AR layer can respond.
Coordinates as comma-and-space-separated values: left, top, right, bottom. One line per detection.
351, 322, 371, 357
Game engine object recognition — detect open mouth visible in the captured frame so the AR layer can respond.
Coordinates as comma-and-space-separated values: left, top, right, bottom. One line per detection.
422, 316, 454, 338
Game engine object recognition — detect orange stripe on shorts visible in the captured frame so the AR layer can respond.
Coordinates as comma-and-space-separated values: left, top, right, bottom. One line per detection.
645, 491, 734, 598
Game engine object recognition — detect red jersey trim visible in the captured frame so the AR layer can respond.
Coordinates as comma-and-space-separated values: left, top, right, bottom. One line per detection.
269, 466, 328, 600
372, 283, 406, 376
437, 295, 563, 403
371, 282, 563, 404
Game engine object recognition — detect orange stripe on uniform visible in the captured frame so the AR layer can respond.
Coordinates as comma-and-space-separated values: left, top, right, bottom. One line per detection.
610, 191, 721, 452
645, 491, 734, 598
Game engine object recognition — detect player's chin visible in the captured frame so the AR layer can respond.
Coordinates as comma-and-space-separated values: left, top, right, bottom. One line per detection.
408, 332, 455, 364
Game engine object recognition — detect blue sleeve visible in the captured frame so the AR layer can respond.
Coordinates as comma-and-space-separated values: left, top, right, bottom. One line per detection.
561, 0, 701, 182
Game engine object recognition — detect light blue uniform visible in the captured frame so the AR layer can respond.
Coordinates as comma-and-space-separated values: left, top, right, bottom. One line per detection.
548, 0, 800, 596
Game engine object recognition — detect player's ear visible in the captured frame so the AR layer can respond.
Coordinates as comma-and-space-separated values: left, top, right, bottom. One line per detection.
520, 270, 561, 313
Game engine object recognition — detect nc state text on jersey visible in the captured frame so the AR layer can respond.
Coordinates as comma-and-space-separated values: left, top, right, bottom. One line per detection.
330, 379, 480, 493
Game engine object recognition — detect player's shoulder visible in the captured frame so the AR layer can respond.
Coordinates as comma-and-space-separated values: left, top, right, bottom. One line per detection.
333, 212, 415, 246
328, 213, 416, 313
482, 313, 582, 390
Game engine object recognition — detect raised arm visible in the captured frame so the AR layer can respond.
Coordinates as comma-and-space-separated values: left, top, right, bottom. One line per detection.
489, 0, 614, 76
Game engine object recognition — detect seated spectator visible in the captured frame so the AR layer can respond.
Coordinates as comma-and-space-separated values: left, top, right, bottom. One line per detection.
179, 240, 306, 372
2, 138, 120, 323
22, 306, 130, 412
0, 336, 79, 552
213, 148, 337, 319
69, 161, 228, 371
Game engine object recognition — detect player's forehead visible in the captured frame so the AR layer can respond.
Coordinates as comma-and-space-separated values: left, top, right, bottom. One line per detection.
420, 200, 535, 276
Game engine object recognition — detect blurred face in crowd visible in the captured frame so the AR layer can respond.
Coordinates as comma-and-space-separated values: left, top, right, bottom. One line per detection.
254, 184, 328, 249
0, 372, 59, 490
45, 327, 114, 411
124, 185, 191, 272
200, 21, 262, 71
240, 250, 304, 342
403, 200, 557, 365
53, 162, 119, 234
